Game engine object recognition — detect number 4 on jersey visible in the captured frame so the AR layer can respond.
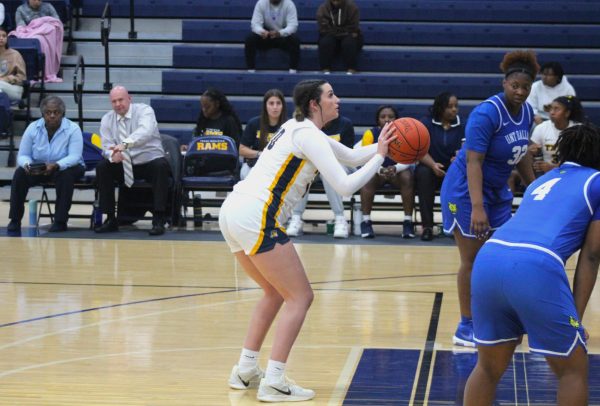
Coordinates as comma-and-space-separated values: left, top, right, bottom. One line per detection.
531, 178, 561, 200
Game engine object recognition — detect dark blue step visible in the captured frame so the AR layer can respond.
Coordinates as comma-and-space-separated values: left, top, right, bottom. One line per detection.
81, 0, 600, 23
161, 71, 600, 102
172, 45, 600, 75
181, 20, 600, 48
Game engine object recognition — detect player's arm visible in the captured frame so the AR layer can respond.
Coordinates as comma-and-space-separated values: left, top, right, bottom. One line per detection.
516, 152, 535, 186
573, 220, 600, 320
325, 136, 377, 167
466, 150, 488, 237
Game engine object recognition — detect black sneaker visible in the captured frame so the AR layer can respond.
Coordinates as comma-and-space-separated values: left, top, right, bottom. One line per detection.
95, 218, 119, 233
360, 220, 375, 238
7, 220, 21, 233
149, 223, 165, 236
421, 227, 433, 241
48, 221, 68, 232
402, 219, 415, 239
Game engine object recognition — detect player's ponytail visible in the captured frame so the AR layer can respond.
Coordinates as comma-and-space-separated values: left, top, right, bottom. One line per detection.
293, 79, 326, 122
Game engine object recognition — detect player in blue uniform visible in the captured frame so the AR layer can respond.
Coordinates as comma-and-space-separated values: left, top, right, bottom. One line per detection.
440, 50, 539, 346
464, 123, 600, 406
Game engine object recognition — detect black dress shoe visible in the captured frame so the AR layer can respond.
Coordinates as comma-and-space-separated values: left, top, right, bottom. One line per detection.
49, 221, 68, 232
421, 227, 434, 241
95, 218, 119, 233
7, 220, 21, 233
149, 223, 165, 236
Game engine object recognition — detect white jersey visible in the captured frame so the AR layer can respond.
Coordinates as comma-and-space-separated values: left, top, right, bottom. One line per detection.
530, 120, 576, 163
232, 117, 384, 228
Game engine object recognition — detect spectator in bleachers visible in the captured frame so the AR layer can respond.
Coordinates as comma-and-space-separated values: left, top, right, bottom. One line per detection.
359, 105, 415, 239
287, 115, 355, 238
526, 61, 576, 125
0, 25, 26, 102
240, 88, 287, 180
245, 0, 300, 74
416, 92, 464, 241
95, 86, 171, 236
6, 96, 84, 234
190, 87, 243, 148
316, 0, 363, 75
529, 95, 585, 175
441, 50, 539, 348
12, 0, 63, 82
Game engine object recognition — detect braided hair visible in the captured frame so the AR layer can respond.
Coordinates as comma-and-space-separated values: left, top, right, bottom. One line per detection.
293, 79, 327, 121
194, 87, 242, 137
554, 123, 600, 170
429, 92, 456, 122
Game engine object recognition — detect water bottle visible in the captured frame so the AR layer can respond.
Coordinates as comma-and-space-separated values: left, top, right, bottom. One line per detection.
29, 199, 38, 226
352, 202, 362, 236
193, 195, 203, 227
93, 200, 103, 226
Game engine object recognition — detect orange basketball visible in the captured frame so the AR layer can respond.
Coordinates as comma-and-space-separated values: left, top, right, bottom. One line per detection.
387, 117, 430, 164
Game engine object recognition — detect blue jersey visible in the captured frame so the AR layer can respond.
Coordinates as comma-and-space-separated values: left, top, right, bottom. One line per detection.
492, 162, 600, 264
453, 93, 533, 189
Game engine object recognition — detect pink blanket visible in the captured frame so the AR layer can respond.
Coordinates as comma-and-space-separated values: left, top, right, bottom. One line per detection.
10, 16, 64, 83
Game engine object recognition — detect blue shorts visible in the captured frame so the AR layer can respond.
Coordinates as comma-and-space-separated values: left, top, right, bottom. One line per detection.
471, 242, 586, 356
440, 164, 513, 237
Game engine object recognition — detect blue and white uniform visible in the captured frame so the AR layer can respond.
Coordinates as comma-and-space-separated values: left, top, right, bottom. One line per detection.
441, 93, 534, 237
472, 162, 600, 355
219, 118, 384, 255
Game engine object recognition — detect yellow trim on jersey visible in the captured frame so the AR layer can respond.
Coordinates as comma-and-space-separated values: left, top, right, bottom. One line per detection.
250, 154, 306, 255
362, 129, 375, 146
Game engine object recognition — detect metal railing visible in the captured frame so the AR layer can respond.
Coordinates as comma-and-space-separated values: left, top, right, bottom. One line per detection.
73, 55, 85, 131
101, 2, 112, 91
129, 0, 137, 39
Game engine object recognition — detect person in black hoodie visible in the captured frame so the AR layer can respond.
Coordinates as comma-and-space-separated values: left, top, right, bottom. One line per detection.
316, 0, 363, 74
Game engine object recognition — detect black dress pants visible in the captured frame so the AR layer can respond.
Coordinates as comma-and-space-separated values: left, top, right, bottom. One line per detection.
95, 157, 171, 217
414, 164, 443, 229
9, 164, 85, 223
244, 32, 300, 69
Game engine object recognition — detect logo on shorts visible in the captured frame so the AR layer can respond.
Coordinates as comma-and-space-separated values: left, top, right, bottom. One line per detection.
569, 316, 580, 328
448, 202, 457, 214
270, 230, 279, 238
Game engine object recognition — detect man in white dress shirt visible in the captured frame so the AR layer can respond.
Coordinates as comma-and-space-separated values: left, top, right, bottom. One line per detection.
95, 86, 171, 236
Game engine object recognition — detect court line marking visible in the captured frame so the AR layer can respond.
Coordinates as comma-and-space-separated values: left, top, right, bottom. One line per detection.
328, 346, 362, 406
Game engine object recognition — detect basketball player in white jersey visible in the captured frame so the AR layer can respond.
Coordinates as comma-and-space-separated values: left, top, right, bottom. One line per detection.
219, 79, 394, 402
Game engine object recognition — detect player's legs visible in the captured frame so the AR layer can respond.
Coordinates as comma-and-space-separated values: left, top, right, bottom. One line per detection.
248, 241, 313, 362
545, 346, 588, 406
464, 341, 518, 405
234, 251, 284, 352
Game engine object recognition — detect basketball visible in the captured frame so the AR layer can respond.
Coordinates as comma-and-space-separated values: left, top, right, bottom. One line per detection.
387, 117, 430, 164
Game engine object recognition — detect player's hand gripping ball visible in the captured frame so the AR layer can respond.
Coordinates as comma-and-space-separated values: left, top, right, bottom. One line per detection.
387, 117, 430, 164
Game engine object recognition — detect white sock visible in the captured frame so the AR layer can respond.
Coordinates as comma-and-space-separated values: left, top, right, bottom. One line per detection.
404, 215, 412, 222
363, 214, 371, 221
238, 348, 259, 372
265, 359, 286, 382
335, 215, 345, 222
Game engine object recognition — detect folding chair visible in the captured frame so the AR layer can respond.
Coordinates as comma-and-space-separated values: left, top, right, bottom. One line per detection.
180, 135, 239, 226
116, 134, 182, 227
38, 132, 103, 228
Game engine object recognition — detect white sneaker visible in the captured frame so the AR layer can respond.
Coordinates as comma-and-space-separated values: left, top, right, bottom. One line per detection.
228, 365, 264, 390
257, 376, 315, 402
333, 217, 349, 238
286, 216, 303, 237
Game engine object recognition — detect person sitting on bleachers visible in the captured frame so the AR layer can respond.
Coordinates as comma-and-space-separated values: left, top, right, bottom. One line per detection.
526, 61, 576, 125
286, 115, 355, 238
189, 87, 242, 148
11, 0, 63, 82
529, 95, 585, 175
316, 0, 363, 75
6, 95, 84, 234
416, 92, 464, 241
239, 88, 287, 180
359, 105, 415, 239
245, 0, 300, 74
0, 25, 26, 102
95, 86, 172, 236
